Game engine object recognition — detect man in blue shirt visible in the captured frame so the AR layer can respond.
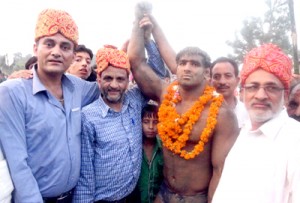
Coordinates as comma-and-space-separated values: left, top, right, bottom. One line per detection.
0, 9, 99, 202
73, 47, 144, 202
73, 33, 168, 202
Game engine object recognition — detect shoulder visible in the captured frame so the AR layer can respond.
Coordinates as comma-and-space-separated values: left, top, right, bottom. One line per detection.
64, 74, 88, 87
0, 78, 29, 98
82, 99, 99, 114
214, 102, 239, 138
126, 86, 144, 102
0, 78, 27, 89
218, 103, 237, 121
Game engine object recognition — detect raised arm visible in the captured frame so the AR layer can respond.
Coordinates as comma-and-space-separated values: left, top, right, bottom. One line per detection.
208, 106, 239, 202
149, 14, 177, 74
127, 3, 166, 102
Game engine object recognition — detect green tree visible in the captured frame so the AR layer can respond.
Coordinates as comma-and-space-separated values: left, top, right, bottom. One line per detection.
227, 0, 292, 65
0, 53, 32, 76
288, 0, 299, 74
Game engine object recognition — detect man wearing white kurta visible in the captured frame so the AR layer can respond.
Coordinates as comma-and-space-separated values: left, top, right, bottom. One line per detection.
212, 44, 300, 203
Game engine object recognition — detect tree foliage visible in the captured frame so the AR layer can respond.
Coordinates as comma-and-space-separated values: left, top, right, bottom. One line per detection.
227, 0, 292, 65
0, 53, 32, 76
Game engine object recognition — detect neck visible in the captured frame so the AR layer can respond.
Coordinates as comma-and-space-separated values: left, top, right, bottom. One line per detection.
143, 137, 156, 146
251, 122, 263, 131
36, 68, 64, 102
103, 99, 123, 112
37, 68, 63, 88
179, 83, 206, 102
225, 96, 237, 110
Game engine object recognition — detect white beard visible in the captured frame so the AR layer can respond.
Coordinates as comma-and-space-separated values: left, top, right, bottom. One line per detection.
245, 92, 284, 124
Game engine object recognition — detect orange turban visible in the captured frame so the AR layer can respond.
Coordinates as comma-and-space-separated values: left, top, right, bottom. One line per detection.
35, 9, 78, 46
96, 47, 130, 74
240, 43, 292, 89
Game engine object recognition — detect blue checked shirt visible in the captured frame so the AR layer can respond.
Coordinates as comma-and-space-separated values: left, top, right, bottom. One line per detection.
145, 40, 168, 79
73, 40, 167, 202
73, 87, 146, 202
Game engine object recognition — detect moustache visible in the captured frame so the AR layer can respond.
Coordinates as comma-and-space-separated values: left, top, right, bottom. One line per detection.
290, 115, 300, 122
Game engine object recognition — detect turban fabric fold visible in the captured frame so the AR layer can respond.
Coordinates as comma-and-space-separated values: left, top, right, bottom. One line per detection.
35, 9, 78, 46
241, 43, 292, 89
96, 47, 130, 74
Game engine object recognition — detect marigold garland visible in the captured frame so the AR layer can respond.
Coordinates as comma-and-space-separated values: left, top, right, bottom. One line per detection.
158, 81, 224, 160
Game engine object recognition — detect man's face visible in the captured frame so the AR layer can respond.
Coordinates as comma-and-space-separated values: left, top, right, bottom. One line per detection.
67, 52, 92, 80
211, 62, 239, 99
142, 114, 158, 139
34, 33, 75, 76
98, 66, 129, 105
241, 69, 287, 127
287, 83, 300, 122
176, 54, 209, 88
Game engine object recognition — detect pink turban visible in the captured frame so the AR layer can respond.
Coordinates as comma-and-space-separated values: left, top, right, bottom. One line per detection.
240, 43, 292, 89
35, 9, 79, 46
96, 47, 130, 75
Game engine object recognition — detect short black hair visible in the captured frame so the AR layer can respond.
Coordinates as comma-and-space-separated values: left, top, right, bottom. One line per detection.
25, 56, 37, 70
211, 57, 239, 77
75, 44, 93, 59
142, 103, 158, 119
176, 47, 211, 68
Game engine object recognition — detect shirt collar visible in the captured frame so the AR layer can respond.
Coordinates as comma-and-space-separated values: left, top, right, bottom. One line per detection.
32, 66, 75, 95
245, 109, 288, 140
259, 109, 288, 140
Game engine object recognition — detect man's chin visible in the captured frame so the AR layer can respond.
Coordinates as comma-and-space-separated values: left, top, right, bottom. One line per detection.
107, 96, 122, 104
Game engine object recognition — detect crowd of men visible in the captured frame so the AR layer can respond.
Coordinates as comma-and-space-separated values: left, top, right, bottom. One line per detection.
0, 1, 300, 203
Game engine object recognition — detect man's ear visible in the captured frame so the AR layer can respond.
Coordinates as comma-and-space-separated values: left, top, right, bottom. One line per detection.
33, 43, 38, 56
284, 90, 289, 106
204, 68, 211, 81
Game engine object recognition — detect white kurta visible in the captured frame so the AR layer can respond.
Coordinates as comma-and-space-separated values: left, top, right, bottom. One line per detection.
0, 147, 13, 203
234, 99, 249, 128
213, 110, 300, 203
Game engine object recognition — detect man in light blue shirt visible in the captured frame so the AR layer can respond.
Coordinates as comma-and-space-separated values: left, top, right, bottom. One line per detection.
0, 9, 99, 202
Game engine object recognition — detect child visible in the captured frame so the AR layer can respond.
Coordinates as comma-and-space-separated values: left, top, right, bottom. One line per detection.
137, 103, 164, 203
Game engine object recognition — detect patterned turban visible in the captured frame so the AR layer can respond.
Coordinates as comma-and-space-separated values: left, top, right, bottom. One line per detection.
35, 9, 78, 46
96, 47, 130, 75
240, 43, 292, 89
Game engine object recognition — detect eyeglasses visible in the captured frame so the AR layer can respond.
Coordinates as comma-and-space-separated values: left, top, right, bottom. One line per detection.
243, 84, 285, 95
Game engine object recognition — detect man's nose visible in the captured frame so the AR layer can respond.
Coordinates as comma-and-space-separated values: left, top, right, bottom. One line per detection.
51, 45, 62, 58
110, 79, 118, 88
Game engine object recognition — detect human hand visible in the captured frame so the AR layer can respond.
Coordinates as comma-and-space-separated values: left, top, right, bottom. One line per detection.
8, 69, 33, 79
139, 15, 153, 43
135, 1, 152, 20
103, 44, 118, 49
120, 39, 130, 53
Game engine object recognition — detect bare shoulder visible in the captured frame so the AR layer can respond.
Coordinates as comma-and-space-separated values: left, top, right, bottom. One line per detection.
217, 104, 237, 123
215, 104, 239, 134
211, 103, 239, 161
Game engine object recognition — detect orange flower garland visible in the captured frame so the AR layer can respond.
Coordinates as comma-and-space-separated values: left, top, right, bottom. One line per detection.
158, 81, 224, 160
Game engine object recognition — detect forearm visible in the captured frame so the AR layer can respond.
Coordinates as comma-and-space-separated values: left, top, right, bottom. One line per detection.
208, 169, 222, 203
151, 21, 177, 74
128, 21, 147, 68
128, 20, 162, 101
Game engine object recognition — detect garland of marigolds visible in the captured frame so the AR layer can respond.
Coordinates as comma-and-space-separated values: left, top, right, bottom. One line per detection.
157, 81, 224, 160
